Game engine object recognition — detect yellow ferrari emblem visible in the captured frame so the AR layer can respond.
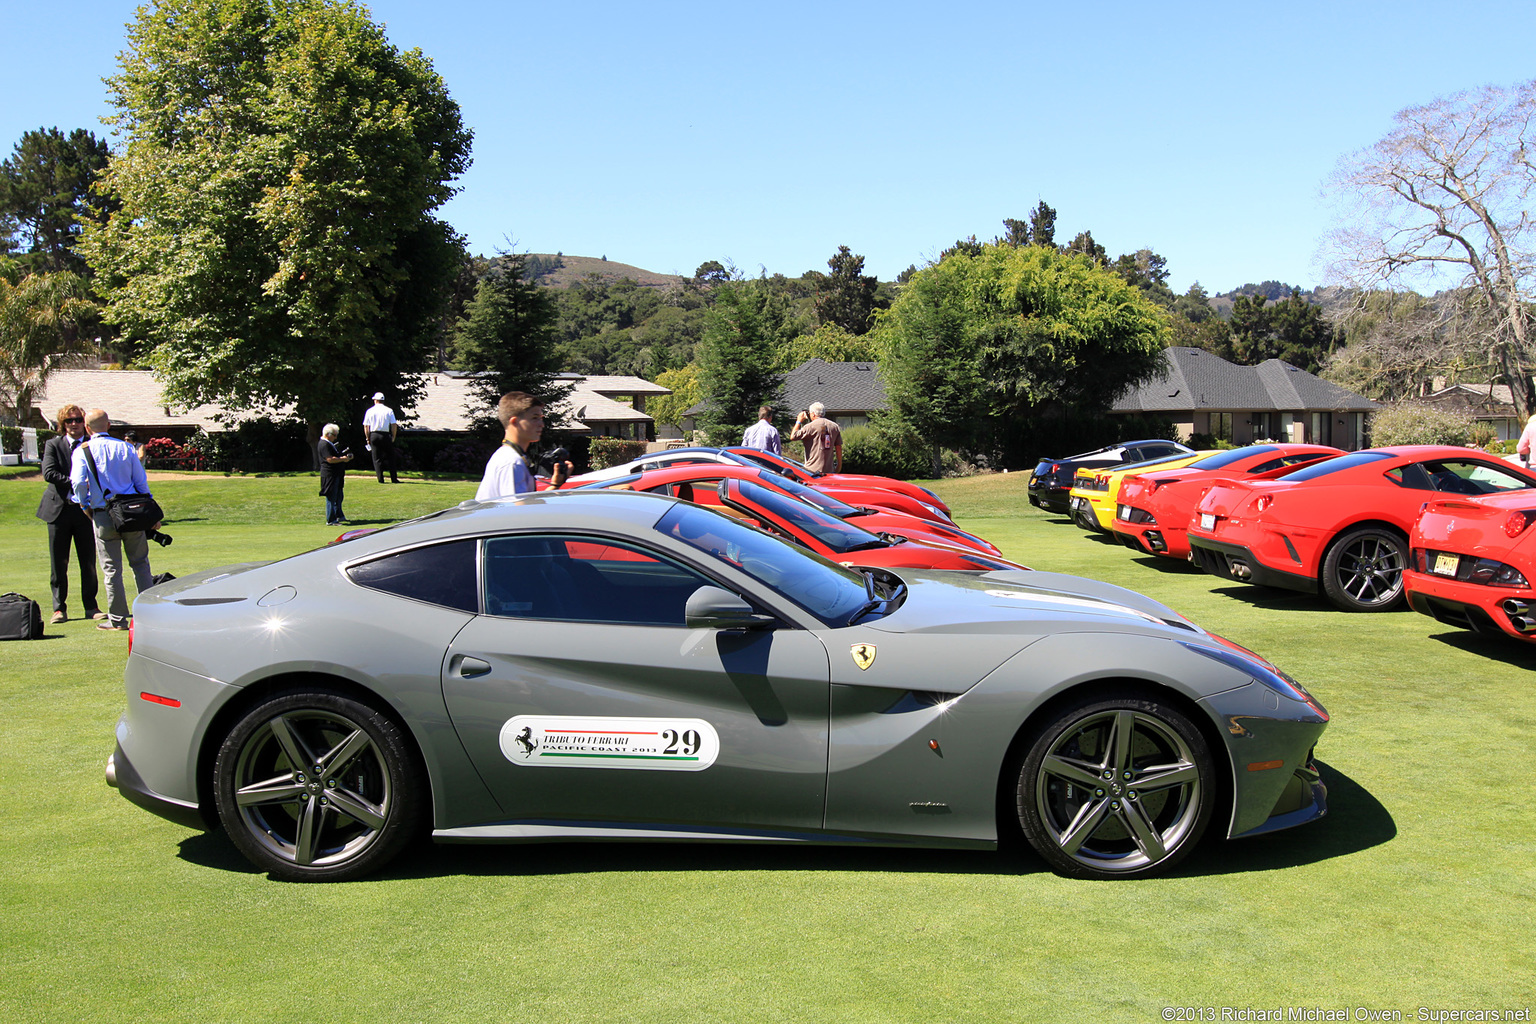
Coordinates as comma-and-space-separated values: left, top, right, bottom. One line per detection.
850, 643, 877, 671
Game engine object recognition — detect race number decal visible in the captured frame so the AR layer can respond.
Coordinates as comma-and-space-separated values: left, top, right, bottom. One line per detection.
498, 716, 720, 771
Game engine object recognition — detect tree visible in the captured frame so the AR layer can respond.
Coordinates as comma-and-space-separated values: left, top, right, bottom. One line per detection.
1326, 79, 1536, 418
1001, 202, 1056, 249
80, 0, 472, 432
776, 322, 879, 373
695, 282, 787, 442
873, 242, 1168, 467
450, 252, 570, 426
0, 128, 113, 276
0, 271, 94, 425
813, 245, 880, 335
646, 363, 701, 430
1064, 230, 1107, 265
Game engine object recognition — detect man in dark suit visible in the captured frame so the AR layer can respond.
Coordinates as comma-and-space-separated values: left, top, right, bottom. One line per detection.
35, 403, 104, 624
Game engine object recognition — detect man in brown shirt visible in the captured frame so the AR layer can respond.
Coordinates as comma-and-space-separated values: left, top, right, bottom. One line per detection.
790, 402, 842, 473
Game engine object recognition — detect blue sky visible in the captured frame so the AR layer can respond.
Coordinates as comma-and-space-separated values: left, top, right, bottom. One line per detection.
5, 0, 1533, 293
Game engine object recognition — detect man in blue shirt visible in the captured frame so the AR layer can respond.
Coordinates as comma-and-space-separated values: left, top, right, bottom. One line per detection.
71, 409, 157, 631
741, 405, 782, 455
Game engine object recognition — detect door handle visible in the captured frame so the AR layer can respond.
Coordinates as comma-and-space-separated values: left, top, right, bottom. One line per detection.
451, 655, 492, 678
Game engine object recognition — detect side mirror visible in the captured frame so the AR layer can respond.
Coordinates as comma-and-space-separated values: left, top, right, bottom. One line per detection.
685, 585, 775, 630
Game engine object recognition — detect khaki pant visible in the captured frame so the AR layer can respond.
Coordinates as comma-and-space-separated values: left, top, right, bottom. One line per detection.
90, 508, 154, 628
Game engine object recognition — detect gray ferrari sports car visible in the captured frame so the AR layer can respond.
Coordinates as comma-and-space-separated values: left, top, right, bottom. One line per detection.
107, 490, 1329, 882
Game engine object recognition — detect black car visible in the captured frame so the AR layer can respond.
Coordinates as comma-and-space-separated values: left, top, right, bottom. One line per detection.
1028, 440, 1194, 515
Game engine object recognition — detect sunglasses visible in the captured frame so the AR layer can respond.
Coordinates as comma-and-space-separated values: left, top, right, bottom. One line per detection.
62, 417, 84, 425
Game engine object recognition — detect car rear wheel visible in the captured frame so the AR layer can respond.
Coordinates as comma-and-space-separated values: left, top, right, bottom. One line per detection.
1321, 527, 1406, 612
1017, 695, 1214, 879
214, 690, 422, 882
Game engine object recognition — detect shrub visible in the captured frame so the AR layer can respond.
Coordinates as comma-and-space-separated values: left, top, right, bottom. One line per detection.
182, 419, 312, 472
841, 425, 934, 480
1468, 422, 1498, 448
589, 437, 647, 469
1369, 405, 1476, 447
432, 439, 498, 475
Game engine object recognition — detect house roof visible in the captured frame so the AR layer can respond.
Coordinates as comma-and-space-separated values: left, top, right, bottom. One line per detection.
779, 359, 887, 415
683, 359, 889, 418
28, 369, 667, 435
31, 369, 268, 430
1112, 347, 1378, 414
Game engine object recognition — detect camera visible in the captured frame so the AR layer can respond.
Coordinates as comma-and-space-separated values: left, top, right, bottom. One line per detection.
146, 528, 173, 548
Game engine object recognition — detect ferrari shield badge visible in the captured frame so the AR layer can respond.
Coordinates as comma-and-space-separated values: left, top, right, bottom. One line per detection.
850, 643, 877, 671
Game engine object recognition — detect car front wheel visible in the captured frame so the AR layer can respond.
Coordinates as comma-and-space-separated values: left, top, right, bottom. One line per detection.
214, 690, 422, 882
1321, 527, 1406, 612
1017, 695, 1214, 879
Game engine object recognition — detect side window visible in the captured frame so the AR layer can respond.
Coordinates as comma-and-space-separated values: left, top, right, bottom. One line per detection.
482, 534, 716, 626
1247, 458, 1284, 474
347, 539, 478, 613
1386, 464, 1435, 490
1423, 460, 1533, 495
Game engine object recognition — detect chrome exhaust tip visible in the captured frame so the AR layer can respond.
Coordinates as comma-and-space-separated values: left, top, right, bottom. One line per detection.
105, 753, 118, 789
1503, 599, 1529, 616
1230, 561, 1252, 580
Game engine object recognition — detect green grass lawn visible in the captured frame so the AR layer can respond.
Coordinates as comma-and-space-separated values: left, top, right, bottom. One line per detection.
1, 469, 1532, 1022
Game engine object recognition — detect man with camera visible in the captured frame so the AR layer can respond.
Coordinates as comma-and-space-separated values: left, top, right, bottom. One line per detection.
477, 392, 570, 499
790, 402, 842, 474
70, 409, 158, 632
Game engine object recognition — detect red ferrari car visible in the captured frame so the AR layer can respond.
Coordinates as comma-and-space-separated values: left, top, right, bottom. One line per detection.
620, 473, 1024, 571
1112, 444, 1343, 560
1187, 446, 1536, 612
575, 463, 1013, 563
1406, 490, 1536, 641
723, 446, 953, 518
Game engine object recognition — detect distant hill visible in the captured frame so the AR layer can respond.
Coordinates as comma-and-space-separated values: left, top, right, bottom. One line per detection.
1209, 281, 1324, 319
527, 254, 685, 290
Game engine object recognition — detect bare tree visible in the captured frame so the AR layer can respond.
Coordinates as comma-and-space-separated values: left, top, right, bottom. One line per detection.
1325, 80, 1536, 417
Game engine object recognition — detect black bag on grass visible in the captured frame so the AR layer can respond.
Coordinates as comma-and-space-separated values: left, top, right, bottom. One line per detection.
0, 593, 44, 640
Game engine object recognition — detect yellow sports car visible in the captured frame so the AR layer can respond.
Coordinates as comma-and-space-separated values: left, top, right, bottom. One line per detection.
1068, 450, 1220, 532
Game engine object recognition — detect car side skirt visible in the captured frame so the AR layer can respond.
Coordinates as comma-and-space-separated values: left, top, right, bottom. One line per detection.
433, 821, 996, 850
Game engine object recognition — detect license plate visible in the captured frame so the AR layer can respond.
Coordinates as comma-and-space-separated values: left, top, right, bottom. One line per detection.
1117, 504, 1130, 521
1200, 513, 1215, 531
1071, 497, 1086, 511
1430, 552, 1459, 577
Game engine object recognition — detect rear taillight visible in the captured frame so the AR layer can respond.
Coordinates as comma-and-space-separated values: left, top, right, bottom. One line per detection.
128, 619, 133, 654
1505, 511, 1535, 538
1255, 495, 1274, 512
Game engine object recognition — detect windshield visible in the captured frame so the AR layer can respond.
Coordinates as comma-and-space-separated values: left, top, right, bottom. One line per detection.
1280, 450, 1394, 482
733, 480, 884, 554
754, 469, 859, 515
655, 503, 869, 625
734, 447, 817, 479
1186, 445, 1278, 471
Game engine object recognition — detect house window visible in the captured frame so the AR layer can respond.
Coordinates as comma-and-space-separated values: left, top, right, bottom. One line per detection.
1211, 412, 1232, 442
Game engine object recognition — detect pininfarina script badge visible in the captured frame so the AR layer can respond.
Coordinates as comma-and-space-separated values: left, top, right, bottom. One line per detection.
850, 643, 876, 671
498, 716, 719, 771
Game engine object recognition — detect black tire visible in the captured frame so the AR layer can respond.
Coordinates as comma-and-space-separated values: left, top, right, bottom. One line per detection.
1321, 527, 1407, 612
214, 690, 423, 882
1016, 694, 1214, 879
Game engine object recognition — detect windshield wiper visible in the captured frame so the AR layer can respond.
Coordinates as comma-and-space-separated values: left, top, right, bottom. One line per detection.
847, 570, 883, 625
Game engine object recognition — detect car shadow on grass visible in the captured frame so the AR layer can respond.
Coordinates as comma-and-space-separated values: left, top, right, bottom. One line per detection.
1128, 555, 1207, 576
1176, 760, 1395, 876
176, 759, 1390, 882
1206, 585, 1335, 614
1425, 629, 1536, 668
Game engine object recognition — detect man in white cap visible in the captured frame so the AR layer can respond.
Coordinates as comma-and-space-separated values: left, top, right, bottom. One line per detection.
362, 392, 400, 483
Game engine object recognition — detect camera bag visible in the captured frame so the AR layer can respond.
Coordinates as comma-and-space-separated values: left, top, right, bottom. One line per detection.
81, 440, 165, 534
0, 592, 44, 641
